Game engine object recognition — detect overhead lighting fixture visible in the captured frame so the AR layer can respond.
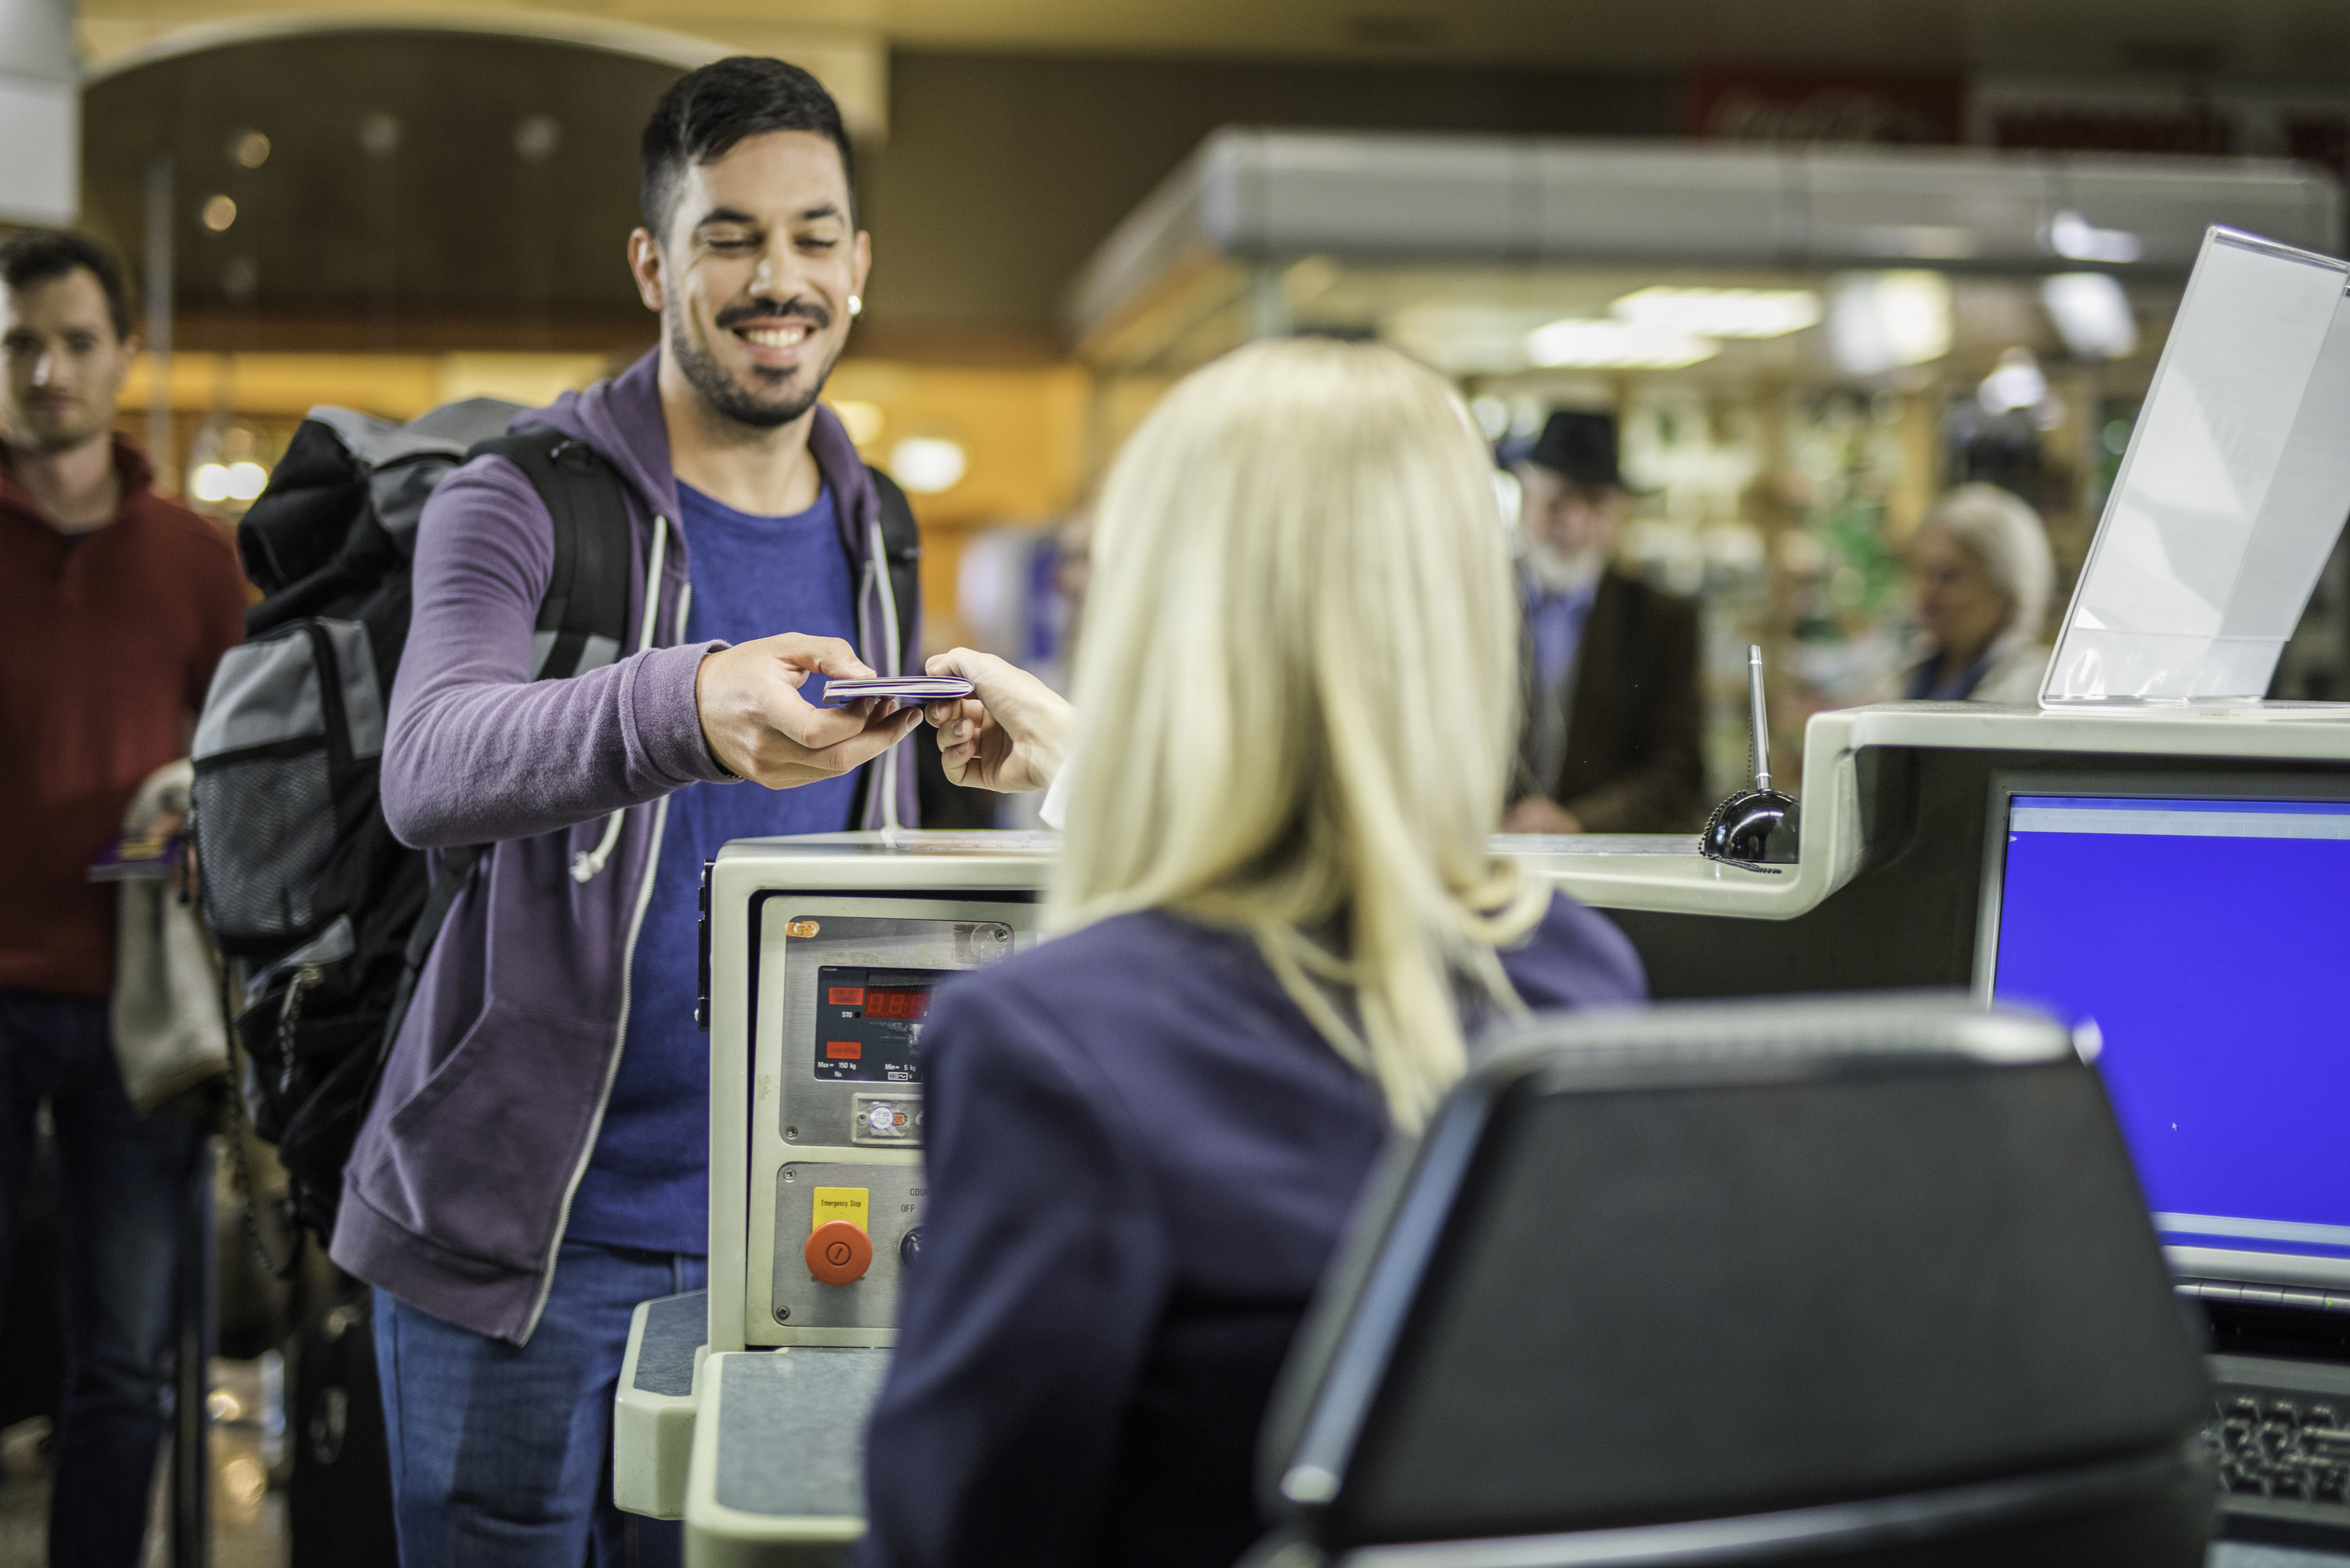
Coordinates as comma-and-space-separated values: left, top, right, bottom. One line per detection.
230, 130, 269, 169
359, 112, 403, 159
1524, 318, 1716, 370
201, 194, 237, 233
890, 436, 967, 495
1978, 347, 2048, 414
192, 460, 270, 503
1826, 271, 1951, 377
2049, 210, 2142, 264
514, 115, 562, 163
1611, 287, 1822, 339
1857, 226, 1976, 261
2041, 272, 2139, 359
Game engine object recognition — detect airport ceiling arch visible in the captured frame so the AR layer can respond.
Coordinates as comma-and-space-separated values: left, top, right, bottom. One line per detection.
76, 18, 873, 329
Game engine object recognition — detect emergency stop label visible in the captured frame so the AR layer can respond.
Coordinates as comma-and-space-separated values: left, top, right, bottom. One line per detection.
812, 1187, 870, 1230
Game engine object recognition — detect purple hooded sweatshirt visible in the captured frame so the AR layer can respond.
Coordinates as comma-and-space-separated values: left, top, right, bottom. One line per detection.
331, 351, 919, 1345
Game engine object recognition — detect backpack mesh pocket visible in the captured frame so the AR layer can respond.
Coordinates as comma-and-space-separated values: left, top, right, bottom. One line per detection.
195, 743, 337, 947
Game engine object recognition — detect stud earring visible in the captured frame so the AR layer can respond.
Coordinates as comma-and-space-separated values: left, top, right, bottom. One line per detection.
848, 294, 863, 318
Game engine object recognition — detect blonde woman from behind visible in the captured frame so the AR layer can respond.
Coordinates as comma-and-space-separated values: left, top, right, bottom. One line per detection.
861, 338, 1647, 1568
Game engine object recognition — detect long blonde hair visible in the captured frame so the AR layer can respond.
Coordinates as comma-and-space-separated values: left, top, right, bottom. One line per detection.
1052, 338, 1549, 1129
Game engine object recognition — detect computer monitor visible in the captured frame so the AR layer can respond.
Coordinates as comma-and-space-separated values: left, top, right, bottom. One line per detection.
1976, 774, 2350, 1293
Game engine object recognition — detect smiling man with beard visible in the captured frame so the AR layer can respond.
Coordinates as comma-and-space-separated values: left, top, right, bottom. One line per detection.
329, 59, 924, 1568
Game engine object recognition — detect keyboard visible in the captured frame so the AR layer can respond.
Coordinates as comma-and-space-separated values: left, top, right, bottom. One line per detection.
2208, 1353, 2350, 1545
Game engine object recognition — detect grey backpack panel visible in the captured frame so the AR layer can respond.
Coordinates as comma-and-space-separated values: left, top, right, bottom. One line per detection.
193, 618, 384, 763
305, 399, 526, 552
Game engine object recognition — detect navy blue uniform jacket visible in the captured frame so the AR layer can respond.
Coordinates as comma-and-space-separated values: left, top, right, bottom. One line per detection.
859, 894, 1647, 1568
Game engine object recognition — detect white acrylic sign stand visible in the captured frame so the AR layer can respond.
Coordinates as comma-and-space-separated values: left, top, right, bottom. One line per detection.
2043, 226, 2350, 708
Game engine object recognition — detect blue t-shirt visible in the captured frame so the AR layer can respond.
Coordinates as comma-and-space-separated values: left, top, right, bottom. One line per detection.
566, 480, 862, 1252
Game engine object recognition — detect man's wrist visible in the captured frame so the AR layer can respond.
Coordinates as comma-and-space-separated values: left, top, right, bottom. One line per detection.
692, 645, 743, 782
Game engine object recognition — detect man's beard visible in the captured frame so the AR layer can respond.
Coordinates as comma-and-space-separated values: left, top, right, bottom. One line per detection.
1524, 536, 1605, 594
4, 397, 108, 457
668, 305, 836, 431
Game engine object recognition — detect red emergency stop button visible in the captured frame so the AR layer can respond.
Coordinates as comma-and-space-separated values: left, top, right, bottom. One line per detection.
805, 1220, 873, 1285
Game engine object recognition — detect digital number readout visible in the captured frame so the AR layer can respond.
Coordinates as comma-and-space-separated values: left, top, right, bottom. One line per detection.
863, 988, 931, 1021
813, 966, 950, 1083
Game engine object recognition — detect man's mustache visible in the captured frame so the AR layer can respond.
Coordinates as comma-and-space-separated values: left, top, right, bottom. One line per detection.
715, 297, 832, 333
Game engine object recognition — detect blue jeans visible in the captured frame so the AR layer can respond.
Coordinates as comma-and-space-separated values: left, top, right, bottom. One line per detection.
375, 1240, 707, 1568
0, 990, 205, 1568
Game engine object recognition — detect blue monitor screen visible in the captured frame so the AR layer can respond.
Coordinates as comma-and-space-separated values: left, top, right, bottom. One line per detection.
1990, 793, 2350, 1269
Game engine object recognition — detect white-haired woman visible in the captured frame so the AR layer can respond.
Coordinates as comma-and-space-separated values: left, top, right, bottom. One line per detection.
859, 339, 1647, 1568
1896, 482, 2057, 704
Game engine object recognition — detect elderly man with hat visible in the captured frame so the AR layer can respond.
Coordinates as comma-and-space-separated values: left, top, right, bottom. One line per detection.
1503, 410, 1706, 836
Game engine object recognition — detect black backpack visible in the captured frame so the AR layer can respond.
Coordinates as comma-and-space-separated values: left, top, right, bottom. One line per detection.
190, 399, 922, 1256
190, 401, 631, 1253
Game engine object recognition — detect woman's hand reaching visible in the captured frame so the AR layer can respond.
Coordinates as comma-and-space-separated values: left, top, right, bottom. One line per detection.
922, 649, 1073, 793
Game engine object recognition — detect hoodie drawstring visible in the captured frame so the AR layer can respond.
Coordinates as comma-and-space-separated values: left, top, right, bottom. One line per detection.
870, 513, 904, 833
572, 514, 670, 883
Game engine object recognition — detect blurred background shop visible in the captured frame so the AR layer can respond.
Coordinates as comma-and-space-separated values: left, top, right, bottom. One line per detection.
9, 0, 2350, 1557
5, 6, 2348, 814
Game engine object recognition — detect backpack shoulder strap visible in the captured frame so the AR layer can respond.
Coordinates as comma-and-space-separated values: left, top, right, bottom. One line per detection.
868, 465, 922, 672
471, 425, 634, 681
381, 426, 635, 1062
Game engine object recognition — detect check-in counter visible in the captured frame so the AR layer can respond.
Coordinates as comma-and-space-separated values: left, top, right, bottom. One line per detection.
620, 702, 2350, 1564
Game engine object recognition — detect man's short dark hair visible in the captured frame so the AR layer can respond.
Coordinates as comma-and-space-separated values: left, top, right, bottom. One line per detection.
641, 57, 855, 239
0, 229, 133, 342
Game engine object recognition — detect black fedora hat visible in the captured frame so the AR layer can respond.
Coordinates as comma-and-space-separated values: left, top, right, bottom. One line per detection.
1524, 410, 1625, 491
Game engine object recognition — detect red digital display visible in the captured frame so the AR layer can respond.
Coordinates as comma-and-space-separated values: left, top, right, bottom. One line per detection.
862, 988, 931, 1021
815, 965, 943, 1084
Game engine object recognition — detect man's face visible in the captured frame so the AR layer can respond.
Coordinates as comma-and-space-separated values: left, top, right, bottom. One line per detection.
1517, 463, 1628, 564
2, 268, 134, 457
631, 129, 870, 430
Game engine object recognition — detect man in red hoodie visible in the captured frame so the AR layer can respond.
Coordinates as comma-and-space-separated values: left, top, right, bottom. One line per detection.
0, 229, 247, 1568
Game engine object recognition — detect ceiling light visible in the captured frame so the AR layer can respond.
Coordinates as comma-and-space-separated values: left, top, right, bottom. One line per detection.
2041, 272, 2138, 359
1979, 348, 2048, 414
226, 461, 270, 501
190, 463, 232, 504
514, 115, 562, 163
1857, 226, 1976, 260
1826, 271, 1951, 376
890, 436, 967, 495
230, 131, 269, 169
1524, 318, 1716, 370
359, 112, 403, 159
1611, 287, 1822, 338
1387, 305, 1553, 374
2049, 210, 2142, 264
201, 195, 237, 233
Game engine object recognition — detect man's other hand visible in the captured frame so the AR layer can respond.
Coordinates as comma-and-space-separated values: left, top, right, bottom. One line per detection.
1502, 796, 1584, 835
696, 635, 922, 789
920, 649, 1072, 793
